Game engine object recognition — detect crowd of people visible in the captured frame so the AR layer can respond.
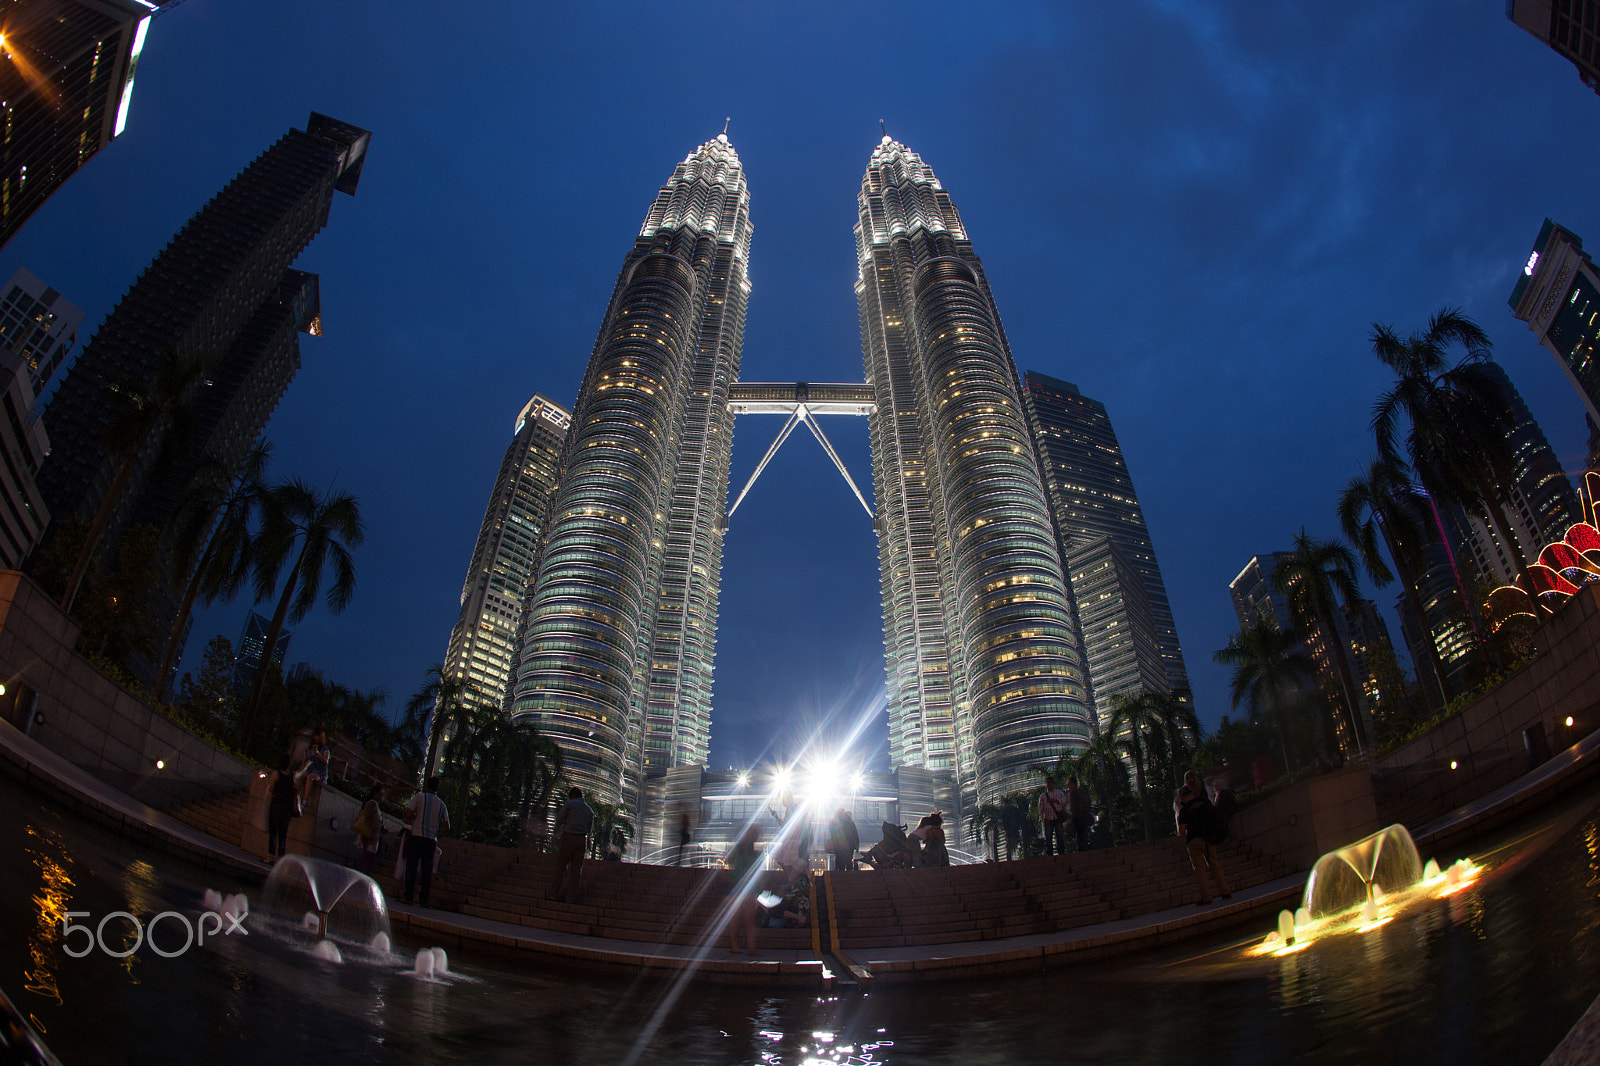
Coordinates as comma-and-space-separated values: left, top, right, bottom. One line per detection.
260, 725, 1234, 926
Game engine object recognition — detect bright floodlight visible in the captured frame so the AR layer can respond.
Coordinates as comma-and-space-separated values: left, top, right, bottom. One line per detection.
807, 757, 843, 808
850, 771, 865, 791
736, 771, 750, 788
772, 766, 791, 792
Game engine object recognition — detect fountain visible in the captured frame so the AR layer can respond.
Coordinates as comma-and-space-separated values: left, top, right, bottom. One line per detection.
1302, 824, 1423, 921
262, 855, 390, 946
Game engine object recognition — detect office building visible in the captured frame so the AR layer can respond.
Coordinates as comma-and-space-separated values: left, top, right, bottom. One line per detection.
443, 394, 569, 707
856, 136, 1090, 806
0, 267, 84, 398
232, 610, 289, 695
1436, 362, 1581, 587
1228, 552, 1390, 752
1511, 219, 1600, 426
0, 0, 155, 250
1064, 535, 1167, 711
1022, 371, 1190, 712
1507, 0, 1600, 98
513, 134, 752, 807
36, 113, 368, 611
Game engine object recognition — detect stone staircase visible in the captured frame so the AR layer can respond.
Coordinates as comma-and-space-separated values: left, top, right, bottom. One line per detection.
166, 788, 251, 849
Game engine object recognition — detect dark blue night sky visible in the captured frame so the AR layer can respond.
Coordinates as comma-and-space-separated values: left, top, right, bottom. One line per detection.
7, 3, 1598, 773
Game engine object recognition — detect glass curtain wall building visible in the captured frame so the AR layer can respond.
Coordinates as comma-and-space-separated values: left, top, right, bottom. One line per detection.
443, 394, 569, 708
1021, 371, 1190, 711
855, 136, 1091, 806
512, 135, 751, 808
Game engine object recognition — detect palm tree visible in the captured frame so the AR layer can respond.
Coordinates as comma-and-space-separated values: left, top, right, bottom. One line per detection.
1214, 616, 1318, 771
155, 441, 273, 698
438, 700, 502, 831
588, 802, 634, 859
966, 803, 1005, 862
62, 351, 205, 613
402, 664, 481, 780
502, 719, 564, 840
1370, 309, 1532, 595
1058, 730, 1132, 845
1272, 529, 1369, 754
237, 479, 364, 751
1338, 455, 1456, 707
1106, 686, 1196, 842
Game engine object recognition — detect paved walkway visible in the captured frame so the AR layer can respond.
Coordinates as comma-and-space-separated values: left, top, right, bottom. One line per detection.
4, 713, 1600, 994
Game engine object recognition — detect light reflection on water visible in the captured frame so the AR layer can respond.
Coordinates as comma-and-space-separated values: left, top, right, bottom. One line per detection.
2, 774, 1600, 1065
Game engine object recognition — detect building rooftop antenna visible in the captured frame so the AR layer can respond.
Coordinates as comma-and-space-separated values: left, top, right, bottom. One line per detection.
722, 116, 731, 136
880, 118, 888, 138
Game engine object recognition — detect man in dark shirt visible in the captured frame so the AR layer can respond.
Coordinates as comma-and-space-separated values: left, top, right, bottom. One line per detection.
548, 787, 594, 904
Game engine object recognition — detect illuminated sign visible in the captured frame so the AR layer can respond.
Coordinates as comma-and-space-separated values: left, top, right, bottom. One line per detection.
1524, 250, 1540, 277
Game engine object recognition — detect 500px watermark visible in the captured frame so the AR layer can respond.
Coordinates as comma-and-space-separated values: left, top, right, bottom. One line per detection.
60, 909, 247, 959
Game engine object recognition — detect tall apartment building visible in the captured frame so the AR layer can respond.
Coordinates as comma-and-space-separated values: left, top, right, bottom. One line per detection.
36, 113, 368, 610
0, 0, 155, 250
1507, 0, 1600, 98
856, 136, 1090, 805
1022, 371, 1190, 714
513, 134, 752, 807
1511, 219, 1600, 427
443, 394, 568, 707
0, 267, 85, 399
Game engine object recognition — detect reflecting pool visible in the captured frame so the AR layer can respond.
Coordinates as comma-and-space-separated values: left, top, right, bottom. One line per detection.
4, 770, 1600, 1065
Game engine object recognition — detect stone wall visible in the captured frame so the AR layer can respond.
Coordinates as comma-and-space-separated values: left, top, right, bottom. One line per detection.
1229, 766, 1380, 872
1369, 582, 1600, 830
0, 571, 257, 808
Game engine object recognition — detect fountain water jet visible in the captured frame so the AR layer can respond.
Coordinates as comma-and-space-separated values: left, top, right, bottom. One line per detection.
262, 855, 389, 944
1302, 824, 1423, 921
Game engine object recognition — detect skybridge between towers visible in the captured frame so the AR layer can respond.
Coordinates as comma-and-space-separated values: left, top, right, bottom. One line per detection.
723, 382, 877, 524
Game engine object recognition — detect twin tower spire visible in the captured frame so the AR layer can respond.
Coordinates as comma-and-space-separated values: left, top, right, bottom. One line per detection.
510, 132, 1092, 815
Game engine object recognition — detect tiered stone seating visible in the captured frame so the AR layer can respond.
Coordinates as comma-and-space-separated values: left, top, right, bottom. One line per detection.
443, 853, 815, 953
829, 837, 1297, 951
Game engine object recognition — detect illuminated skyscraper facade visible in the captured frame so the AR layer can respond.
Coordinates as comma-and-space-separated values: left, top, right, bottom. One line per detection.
0, 0, 154, 250
444, 395, 568, 706
513, 135, 751, 806
855, 136, 1091, 804
1022, 371, 1190, 712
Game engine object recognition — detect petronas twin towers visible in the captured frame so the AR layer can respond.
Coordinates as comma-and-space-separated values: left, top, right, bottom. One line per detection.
510, 133, 1092, 814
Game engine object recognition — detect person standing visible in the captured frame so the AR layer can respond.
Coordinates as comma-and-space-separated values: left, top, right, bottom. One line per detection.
723, 824, 761, 954
918, 812, 949, 866
1038, 776, 1069, 856
1066, 777, 1093, 851
1175, 770, 1230, 905
402, 777, 450, 907
266, 757, 299, 862
676, 810, 693, 866
548, 786, 594, 904
298, 728, 331, 807
353, 785, 384, 874
829, 808, 859, 872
